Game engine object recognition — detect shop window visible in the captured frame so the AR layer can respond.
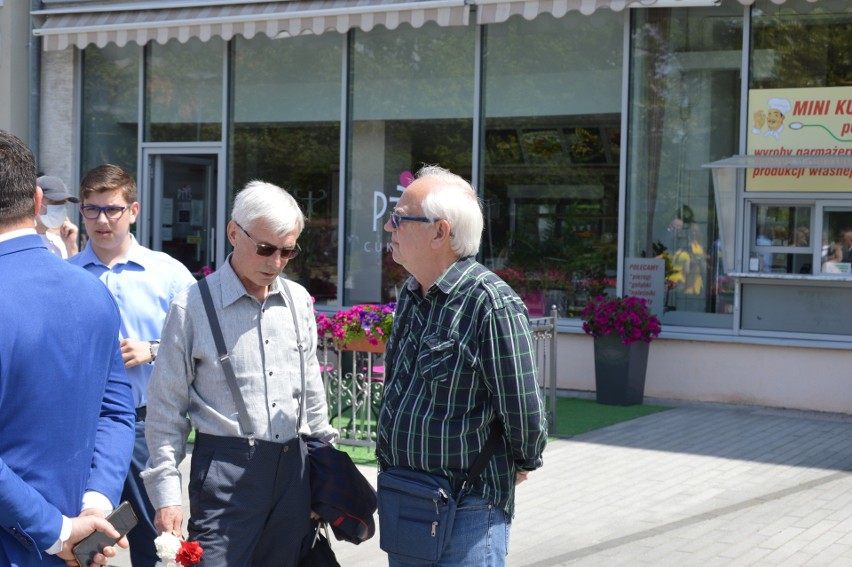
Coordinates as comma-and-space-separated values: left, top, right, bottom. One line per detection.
81, 44, 140, 177
626, 3, 743, 327
145, 37, 223, 142
347, 23, 475, 305
482, 13, 623, 318
230, 34, 342, 304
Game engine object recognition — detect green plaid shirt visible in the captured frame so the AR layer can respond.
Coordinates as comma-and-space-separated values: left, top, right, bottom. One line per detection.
377, 257, 547, 514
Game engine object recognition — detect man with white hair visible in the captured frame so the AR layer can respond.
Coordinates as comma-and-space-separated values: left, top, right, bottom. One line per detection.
377, 165, 548, 566
142, 181, 338, 566
753, 97, 792, 140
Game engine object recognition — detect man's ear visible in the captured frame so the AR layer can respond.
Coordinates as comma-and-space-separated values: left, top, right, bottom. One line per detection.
128, 201, 141, 224
431, 219, 452, 248
33, 186, 44, 217
226, 220, 238, 246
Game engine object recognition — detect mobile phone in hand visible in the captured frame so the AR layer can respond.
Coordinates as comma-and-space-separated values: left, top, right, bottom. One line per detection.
72, 501, 138, 567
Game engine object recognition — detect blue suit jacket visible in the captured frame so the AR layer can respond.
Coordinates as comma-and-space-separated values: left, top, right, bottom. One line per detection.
0, 234, 135, 566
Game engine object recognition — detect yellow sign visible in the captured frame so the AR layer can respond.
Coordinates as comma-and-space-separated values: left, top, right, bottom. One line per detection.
747, 86, 852, 192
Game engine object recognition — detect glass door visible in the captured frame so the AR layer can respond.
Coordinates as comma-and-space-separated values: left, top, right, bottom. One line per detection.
143, 152, 221, 277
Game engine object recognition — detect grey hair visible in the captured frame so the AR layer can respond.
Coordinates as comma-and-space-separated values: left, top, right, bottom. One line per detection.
231, 180, 305, 236
416, 165, 483, 258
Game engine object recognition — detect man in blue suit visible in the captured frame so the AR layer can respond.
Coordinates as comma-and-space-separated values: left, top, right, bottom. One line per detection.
0, 130, 136, 566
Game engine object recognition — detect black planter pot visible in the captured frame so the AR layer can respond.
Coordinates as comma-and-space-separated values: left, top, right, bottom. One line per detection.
593, 334, 649, 406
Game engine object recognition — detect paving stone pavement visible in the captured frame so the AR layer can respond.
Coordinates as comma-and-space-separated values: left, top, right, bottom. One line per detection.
111, 400, 852, 566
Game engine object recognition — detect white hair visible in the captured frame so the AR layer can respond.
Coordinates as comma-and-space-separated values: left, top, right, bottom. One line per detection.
231, 180, 305, 236
416, 165, 483, 258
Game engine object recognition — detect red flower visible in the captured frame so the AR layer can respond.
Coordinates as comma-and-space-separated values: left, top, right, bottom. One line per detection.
176, 541, 203, 566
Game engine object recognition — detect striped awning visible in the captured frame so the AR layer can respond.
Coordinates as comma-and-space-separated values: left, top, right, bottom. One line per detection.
32, 0, 470, 51
473, 0, 820, 24
32, 0, 822, 51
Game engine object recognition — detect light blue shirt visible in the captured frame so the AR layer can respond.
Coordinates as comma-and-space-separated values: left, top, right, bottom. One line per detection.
68, 235, 196, 408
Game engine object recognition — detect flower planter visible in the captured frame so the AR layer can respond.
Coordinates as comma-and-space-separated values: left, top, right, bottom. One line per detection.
337, 336, 386, 353
593, 334, 649, 406
524, 289, 545, 316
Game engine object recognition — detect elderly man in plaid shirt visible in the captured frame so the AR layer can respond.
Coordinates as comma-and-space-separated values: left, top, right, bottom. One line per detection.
377, 165, 548, 567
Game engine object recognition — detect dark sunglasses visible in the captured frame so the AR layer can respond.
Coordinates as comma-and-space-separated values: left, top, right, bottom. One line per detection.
237, 222, 301, 259
389, 211, 436, 229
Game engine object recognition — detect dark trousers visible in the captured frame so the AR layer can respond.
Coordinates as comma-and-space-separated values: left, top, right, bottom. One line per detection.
121, 416, 159, 566
189, 433, 311, 567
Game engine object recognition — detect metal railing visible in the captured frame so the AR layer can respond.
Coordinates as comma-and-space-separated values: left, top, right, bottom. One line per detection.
318, 338, 383, 447
530, 306, 559, 435
319, 305, 559, 447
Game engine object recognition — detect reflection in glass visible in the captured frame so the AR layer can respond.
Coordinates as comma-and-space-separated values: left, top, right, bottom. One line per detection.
482, 13, 623, 318
145, 38, 223, 142
751, 0, 852, 90
821, 208, 852, 275
749, 205, 812, 274
81, 44, 140, 176
348, 23, 474, 305
231, 34, 342, 303
627, 5, 742, 323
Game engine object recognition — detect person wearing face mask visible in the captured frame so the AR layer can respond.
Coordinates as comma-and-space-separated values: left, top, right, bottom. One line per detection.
36, 175, 80, 258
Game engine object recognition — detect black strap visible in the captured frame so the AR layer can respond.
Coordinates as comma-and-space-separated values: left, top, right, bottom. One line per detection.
198, 277, 255, 442
278, 278, 307, 429
460, 420, 504, 496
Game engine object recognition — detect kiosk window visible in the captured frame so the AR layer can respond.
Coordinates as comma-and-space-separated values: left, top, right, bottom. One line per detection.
748, 204, 812, 274
819, 208, 852, 275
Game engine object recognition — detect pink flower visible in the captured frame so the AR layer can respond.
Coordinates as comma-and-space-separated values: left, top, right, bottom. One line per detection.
581, 295, 661, 345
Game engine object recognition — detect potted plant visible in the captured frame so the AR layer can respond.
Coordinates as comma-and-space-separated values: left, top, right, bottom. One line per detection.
581, 295, 661, 405
316, 303, 396, 353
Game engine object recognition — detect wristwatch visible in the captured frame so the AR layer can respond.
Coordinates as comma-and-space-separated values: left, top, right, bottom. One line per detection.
149, 340, 160, 362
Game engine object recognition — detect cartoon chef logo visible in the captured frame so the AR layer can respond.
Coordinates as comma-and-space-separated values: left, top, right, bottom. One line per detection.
753, 97, 792, 141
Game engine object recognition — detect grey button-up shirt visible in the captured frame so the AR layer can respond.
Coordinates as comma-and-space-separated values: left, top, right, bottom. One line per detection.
142, 256, 338, 509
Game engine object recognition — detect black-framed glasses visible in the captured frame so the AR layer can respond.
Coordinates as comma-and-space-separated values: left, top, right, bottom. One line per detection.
80, 205, 128, 220
389, 211, 436, 229
237, 222, 301, 259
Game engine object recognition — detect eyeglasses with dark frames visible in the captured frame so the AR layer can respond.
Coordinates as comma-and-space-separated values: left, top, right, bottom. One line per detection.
237, 222, 301, 259
79, 205, 129, 220
389, 211, 437, 229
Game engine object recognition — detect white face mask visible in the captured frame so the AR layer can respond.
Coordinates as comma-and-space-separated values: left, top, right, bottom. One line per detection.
39, 204, 67, 229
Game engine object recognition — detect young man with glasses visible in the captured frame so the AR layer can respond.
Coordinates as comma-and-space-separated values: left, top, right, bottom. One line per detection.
142, 180, 338, 566
68, 164, 196, 567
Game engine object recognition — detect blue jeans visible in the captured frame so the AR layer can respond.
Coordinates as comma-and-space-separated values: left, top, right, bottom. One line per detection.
388, 494, 511, 567
121, 417, 159, 567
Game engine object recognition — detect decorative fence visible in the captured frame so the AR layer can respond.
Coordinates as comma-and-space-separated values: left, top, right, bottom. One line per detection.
319, 306, 560, 448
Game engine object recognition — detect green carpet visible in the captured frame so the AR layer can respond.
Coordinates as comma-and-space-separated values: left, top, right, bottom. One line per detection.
336, 396, 672, 465
551, 396, 671, 437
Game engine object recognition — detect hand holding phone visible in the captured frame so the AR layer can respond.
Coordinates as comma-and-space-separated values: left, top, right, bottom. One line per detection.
72, 501, 138, 567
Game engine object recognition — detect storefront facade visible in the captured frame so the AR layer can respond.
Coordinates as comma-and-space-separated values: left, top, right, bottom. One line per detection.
32, 0, 852, 413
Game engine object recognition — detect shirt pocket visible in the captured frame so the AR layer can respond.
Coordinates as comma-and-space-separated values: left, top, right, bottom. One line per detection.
417, 335, 459, 384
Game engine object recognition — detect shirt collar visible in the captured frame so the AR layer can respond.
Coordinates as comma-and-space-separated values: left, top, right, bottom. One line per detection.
407, 256, 476, 298
218, 254, 288, 308
0, 227, 37, 244
77, 234, 148, 269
